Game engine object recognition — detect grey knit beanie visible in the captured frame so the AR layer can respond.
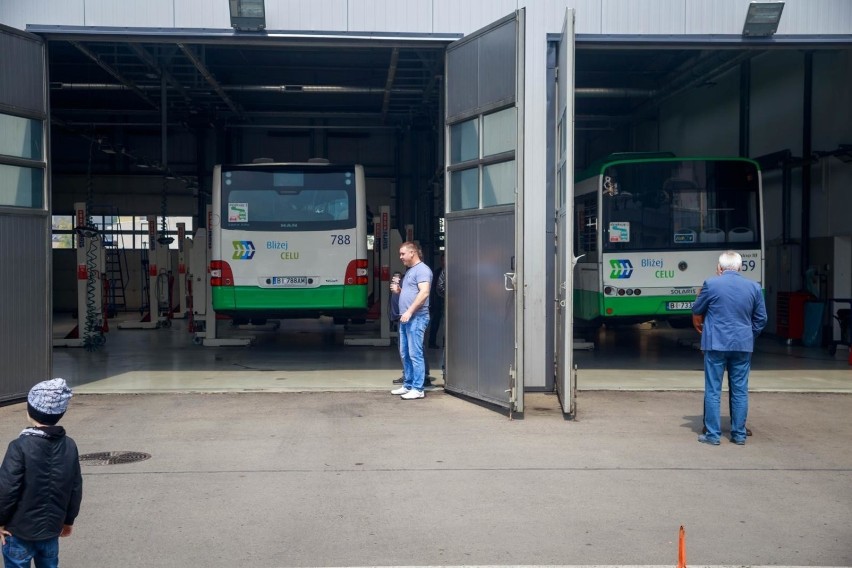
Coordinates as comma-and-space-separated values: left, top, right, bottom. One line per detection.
27, 378, 73, 425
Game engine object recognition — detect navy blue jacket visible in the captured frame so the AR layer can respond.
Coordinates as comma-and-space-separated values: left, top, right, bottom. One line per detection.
692, 270, 767, 352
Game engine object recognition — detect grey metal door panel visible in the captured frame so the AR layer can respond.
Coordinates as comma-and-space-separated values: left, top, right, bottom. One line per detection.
554, 9, 576, 415
0, 214, 50, 402
446, 13, 518, 122
445, 212, 515, 407
0, 25, 46, 117
0, 26, 49, 402
445, 10, 523, 412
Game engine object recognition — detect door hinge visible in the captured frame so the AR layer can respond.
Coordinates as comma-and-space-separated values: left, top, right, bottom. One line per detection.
506, 365, 517, 420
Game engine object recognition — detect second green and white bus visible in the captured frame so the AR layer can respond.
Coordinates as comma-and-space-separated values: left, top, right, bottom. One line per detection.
210, 161, 368, 322
574, 154, 764, 327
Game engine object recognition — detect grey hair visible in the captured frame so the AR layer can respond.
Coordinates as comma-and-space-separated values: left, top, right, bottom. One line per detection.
718, 250, 743, 271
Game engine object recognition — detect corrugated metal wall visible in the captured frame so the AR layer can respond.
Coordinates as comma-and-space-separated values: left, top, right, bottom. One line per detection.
0, 25, 50, 402
0, 215, 51, 402
2, 0, 850, 36
0, 29, 45, 116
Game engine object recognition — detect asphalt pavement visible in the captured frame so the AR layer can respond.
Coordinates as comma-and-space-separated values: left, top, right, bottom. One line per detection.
0, 389, 849, 567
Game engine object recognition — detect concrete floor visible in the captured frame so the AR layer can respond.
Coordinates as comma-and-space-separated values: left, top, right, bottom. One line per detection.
11, 314, 847, 566
0, 391, 849, 567
52, 314, 852, 395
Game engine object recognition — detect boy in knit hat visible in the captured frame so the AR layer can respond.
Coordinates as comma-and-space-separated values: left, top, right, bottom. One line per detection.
0, 378, 83, 568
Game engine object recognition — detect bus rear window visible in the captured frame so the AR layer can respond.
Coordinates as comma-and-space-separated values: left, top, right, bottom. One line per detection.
222, 169, 355, 231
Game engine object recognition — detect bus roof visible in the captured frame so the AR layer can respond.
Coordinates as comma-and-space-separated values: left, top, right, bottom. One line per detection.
574, 153, 761, 184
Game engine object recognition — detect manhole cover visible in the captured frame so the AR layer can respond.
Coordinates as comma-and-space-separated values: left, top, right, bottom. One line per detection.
79, 451, 151, 466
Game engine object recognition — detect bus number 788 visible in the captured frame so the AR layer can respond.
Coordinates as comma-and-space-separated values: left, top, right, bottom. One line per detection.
331, 234, 351, 245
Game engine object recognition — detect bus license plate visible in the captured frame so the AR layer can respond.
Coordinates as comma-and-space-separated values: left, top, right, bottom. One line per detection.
666, 301, 693, 311
272, 276, 307, 286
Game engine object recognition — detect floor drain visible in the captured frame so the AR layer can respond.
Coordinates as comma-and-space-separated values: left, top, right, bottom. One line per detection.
79, 451, 151, 466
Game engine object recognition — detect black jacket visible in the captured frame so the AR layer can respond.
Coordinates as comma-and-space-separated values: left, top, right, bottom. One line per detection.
0, 426, 83, 540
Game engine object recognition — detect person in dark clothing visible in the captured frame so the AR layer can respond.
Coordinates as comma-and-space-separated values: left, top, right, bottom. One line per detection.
0, 378, 83, 568
428, 254, 445, 349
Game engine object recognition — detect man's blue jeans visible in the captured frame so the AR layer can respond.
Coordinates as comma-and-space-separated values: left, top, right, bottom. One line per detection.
3, 535, 59, 568
399, 312, 430, 391
704, 350, 752, 442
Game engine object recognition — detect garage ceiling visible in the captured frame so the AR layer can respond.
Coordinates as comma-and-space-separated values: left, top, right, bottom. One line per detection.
47, 37, 446, 131
42, 33, 761, 176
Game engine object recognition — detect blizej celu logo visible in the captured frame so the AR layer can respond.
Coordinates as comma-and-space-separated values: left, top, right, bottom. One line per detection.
232, 241, 255, 260
610, 259, 633, 279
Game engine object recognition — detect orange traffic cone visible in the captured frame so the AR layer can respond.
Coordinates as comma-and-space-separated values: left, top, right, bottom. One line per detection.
677, 525, 686, 568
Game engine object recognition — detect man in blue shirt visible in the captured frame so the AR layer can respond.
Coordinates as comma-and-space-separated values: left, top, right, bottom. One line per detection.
390, 241, 432, 400
692, 251, 767, 445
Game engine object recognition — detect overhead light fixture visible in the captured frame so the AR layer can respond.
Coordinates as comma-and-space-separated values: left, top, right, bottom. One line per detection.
229, 0, 266, 31
743, 1, 784, 37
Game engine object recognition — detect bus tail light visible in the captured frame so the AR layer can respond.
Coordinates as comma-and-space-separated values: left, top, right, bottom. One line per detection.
210, 260, 234, 287
345, 259, 369, 285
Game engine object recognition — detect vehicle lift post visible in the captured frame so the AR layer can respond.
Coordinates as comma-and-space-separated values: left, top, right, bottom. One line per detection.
344, 205, 396, 346
54, 202, 107, 348
198, 205, 253, 346
172, 222, 189, 319
119, 215, 171, 329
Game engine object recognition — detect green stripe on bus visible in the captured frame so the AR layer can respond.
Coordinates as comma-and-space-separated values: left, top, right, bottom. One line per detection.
574, 291, 699, 319
212, 285, 367, 311
602, 295, 696, 317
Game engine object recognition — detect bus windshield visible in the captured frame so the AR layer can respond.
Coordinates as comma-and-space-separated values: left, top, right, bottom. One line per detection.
221, 167, 356, 231
601, 159, 760, 251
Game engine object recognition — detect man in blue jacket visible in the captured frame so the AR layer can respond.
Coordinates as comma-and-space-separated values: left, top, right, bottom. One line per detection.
692, 251, 767, 445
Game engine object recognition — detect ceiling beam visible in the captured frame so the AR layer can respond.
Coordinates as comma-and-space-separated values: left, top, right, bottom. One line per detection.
128, 44, 194, 106
177, 43, 245, 119
380, 48, 399, 123
68, 40, 159, 110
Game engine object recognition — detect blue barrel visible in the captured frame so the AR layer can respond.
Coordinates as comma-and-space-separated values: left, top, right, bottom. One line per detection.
802, 301, 825, 347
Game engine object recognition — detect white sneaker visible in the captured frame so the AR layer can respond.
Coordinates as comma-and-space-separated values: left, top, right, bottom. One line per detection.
401, 389, 424, 400
391, 387, 409, 395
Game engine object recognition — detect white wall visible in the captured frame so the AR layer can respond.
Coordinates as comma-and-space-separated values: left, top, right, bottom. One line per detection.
3, 0, 851, 35
659, 67, 739, 156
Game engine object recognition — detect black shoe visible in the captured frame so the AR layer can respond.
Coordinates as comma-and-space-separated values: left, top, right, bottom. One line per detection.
392, 377, 404, 384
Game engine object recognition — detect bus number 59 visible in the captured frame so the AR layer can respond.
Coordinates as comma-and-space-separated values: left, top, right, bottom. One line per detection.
331, 234, 351, 245
741, 260, 756, 272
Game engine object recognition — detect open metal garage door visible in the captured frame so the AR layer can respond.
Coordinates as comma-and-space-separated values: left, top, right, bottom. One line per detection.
554, 10, 576, 416
444, 11, 524, 412
0, 25, 50, 402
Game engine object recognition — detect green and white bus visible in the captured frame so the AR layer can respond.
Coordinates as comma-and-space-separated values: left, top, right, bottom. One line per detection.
210, 162, 368, 322
574, 154, 764, 327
